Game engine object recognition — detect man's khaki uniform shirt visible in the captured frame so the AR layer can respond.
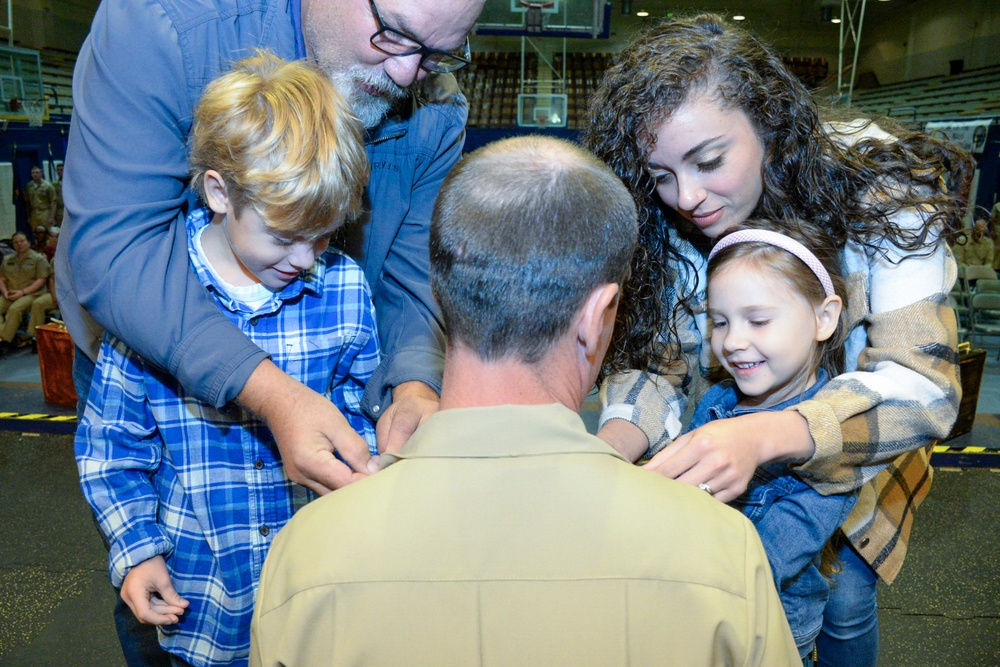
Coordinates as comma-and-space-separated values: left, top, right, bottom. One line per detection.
252, 404, 797, 666
26, 180, 56, 226
1, 249, 49, 292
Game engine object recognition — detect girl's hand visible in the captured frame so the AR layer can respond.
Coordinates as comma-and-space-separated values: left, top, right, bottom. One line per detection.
596, 418, 650, 463
642, 410, 814, 502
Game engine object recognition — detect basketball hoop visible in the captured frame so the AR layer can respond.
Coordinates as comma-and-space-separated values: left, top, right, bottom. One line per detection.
22, 98, 46, 127
515, 0, 555, 34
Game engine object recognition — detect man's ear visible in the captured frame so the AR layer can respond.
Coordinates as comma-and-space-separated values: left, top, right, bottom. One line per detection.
202, 170, 230, 216
578, 283, 620, 358
815, 295, 843, 343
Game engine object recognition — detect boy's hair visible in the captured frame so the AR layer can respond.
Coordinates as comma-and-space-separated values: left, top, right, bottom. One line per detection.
189, 51, 369, 237
707, 221, 849, 380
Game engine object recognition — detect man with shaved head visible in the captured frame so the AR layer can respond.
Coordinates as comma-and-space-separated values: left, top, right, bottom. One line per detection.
251, 136, 798, 666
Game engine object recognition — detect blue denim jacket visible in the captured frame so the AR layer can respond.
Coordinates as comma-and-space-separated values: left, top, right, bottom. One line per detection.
58, 0, 462, 413
689, 370, 858, 655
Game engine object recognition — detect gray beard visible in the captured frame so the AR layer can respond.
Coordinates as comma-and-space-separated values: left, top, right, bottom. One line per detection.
330, 67, 406, 129
351, 92, 394, 129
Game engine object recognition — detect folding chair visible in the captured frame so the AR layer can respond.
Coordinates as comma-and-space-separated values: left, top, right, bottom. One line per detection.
949, 294, 968, 343
972, 279, 1000, 324
974, 278, 1000, 294
968, 291, 1000, 358
964, 265, 997, 281
950, 266, 969, 327
962, 265, 998, 293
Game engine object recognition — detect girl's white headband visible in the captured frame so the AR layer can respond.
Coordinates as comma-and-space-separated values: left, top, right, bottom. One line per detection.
707, 229, 835, 298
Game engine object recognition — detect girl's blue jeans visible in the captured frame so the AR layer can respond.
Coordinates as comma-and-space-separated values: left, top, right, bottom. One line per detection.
816, 540, 880, 667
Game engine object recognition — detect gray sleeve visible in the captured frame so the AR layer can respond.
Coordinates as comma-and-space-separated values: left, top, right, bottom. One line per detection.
60, 0, 266, 406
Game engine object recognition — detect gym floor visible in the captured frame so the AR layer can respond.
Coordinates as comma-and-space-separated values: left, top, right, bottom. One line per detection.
1, 346, 998, 666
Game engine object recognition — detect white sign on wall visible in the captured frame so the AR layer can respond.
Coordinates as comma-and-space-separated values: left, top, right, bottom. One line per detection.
925, 118, 993, 154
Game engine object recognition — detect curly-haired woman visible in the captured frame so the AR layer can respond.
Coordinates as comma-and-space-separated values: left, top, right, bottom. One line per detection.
583, 14, 972, 667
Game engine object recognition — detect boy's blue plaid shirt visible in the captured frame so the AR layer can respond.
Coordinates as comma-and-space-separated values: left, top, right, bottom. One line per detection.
76, 208, 380, 666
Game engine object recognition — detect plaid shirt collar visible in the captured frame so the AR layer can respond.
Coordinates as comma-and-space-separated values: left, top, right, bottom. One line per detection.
185, 206, 325, 316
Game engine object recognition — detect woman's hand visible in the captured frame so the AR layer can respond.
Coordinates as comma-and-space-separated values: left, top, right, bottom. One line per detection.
643, 410, 814, 502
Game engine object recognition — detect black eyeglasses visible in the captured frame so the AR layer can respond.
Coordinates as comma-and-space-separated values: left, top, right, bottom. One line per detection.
368, 0, 471, 74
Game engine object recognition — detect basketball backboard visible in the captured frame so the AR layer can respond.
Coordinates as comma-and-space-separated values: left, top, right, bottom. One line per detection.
518, 93, 568, 128
475, 0, 610, 39
0, 45, 47, 124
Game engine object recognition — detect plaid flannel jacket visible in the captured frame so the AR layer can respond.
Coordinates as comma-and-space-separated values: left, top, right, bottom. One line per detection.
601, 126, 960, 583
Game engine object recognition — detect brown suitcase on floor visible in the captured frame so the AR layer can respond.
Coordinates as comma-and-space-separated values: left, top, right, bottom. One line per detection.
944, 344, 986, 441
35, 322, 78, 409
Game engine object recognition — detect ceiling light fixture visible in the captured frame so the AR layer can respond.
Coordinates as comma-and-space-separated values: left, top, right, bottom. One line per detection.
733, 15, 746, 21
636, 10, 649, 17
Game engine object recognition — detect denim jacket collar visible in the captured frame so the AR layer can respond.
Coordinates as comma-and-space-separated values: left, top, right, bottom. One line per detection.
705, 368, 831, 422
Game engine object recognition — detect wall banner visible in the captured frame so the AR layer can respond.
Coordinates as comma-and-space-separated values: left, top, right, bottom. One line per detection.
925, 118, 993, 154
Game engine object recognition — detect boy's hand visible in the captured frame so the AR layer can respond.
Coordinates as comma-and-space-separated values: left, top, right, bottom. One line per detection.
238, 360, 376, 495
121, 555, 189, 625
376, 381, 440, 455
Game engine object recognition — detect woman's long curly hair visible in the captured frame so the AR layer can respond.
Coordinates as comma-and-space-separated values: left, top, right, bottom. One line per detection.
583, 13, 973, 376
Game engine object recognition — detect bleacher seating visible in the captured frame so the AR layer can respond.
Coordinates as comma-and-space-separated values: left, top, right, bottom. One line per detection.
456, 52, 526, 129
39, 49, 76, 118
783, 56, 829, 89
458, 51, 827, 130
456, 51, 612, 130
554, 52, 613, 130
850, 63, 1000, 124
459, 51, 1000, 131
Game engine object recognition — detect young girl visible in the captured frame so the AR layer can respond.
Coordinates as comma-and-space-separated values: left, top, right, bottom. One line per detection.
689, 224, 855, 664
584, 14, 972, 666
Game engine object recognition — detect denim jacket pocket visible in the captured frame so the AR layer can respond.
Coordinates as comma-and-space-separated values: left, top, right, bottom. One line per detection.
732, 468, 800, 523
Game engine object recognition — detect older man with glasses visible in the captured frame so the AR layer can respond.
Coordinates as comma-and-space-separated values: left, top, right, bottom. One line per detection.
59, 0, 485, 664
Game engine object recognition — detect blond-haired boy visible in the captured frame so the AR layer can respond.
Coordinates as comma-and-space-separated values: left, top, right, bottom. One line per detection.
76, 52, 377, 667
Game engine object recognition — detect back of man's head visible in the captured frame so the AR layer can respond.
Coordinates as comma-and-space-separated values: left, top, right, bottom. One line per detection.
430, 136, 637, 363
